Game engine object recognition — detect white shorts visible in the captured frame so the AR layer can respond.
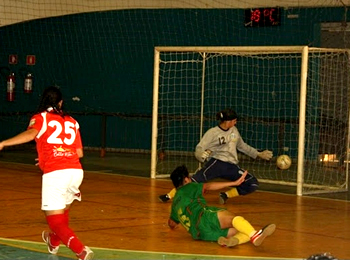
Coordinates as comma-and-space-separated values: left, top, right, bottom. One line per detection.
41, 169, 83, 211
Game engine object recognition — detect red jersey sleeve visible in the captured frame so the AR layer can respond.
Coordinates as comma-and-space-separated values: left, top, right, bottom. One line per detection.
28, 114, 43, 132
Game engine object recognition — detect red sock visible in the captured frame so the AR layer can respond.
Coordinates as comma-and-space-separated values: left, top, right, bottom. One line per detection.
49, 209, 70, 246
46, 214, 84, 254
49, 232, 61, 247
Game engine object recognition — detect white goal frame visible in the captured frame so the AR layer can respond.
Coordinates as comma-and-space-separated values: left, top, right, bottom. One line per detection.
151, 46, 350, 196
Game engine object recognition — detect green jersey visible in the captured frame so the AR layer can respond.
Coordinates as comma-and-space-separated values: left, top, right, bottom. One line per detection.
170, 182, 229, 241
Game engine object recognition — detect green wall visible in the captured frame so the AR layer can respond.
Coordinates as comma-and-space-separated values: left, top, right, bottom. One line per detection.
0, 8, 348, 151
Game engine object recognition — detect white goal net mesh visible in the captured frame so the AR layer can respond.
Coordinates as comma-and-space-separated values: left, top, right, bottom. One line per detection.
152, 46, 350, 195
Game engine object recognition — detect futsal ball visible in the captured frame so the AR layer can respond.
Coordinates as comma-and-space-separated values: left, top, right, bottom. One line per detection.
276, 155, 292, 170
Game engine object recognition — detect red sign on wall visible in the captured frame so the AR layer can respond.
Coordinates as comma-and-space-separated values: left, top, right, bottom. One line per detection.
26, 55, 36, 65
9, 54, 18, 64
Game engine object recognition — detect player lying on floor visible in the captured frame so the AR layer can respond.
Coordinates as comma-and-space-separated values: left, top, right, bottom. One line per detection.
159, 108, 273, 204
167, 165, 276, 247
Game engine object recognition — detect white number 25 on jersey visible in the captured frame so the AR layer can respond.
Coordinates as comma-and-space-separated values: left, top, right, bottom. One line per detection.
47, 120, 77, 145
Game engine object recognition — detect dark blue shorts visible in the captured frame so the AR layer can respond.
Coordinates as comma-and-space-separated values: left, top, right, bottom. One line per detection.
191, 158, 259, 195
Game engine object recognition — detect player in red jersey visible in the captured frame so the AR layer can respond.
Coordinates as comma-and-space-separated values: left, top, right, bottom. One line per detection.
0, 86, 93, 260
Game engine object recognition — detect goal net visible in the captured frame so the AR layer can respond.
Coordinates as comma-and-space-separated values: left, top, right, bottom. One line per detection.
151, 46, 350, 196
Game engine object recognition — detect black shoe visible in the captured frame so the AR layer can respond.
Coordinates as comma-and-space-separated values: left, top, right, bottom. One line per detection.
219, 192, 228, 205
159, 194, 170, 202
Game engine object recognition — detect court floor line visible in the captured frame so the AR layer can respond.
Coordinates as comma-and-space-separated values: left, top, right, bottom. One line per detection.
0, 237, 301, 260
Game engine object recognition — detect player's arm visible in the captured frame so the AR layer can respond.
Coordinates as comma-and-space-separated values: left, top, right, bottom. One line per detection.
236, 130, 272, 160
75, 131, 83, 158
194, 141, 208, 162
76, 148, 83, 158
0, 128, 38, 151
168, 218, 179, 229
169, 207, 180, 229
194, 129, 215, 162
74, 124, 84, 158
203, 171, 248, 191
195, 147, 212, 163
257, 149, 273, 160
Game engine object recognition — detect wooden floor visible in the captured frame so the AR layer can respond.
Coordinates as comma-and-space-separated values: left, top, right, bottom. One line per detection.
0, 161, 350, 260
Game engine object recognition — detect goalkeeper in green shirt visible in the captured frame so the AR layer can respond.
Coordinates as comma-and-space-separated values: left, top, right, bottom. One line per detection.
168, 165, 275, 247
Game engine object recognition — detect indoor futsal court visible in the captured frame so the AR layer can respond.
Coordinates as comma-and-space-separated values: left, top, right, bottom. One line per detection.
1, 1, 350, 260
0, 151, 349, 260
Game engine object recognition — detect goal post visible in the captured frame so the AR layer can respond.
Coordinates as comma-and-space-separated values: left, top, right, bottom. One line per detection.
151, 45, 350, 196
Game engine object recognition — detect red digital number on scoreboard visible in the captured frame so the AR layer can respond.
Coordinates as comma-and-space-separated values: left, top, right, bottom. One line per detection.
245, 8, 281, 27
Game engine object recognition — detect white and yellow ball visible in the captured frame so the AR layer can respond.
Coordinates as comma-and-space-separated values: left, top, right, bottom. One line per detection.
276, 155, 292, 170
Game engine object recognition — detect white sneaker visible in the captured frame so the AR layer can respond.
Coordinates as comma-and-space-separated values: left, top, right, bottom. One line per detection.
76, 246, 94, 260
250, 224, 276, 246
217, 236, 239, 247
42, 231, 59, 254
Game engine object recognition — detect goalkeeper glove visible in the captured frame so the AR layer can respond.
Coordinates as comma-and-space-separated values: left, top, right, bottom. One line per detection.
257, 150, 273, 160
201, 149, 212, 162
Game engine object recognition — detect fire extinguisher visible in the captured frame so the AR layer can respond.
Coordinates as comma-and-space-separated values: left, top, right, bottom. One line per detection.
7, 72, 15, 102
24, 73, 33, 93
